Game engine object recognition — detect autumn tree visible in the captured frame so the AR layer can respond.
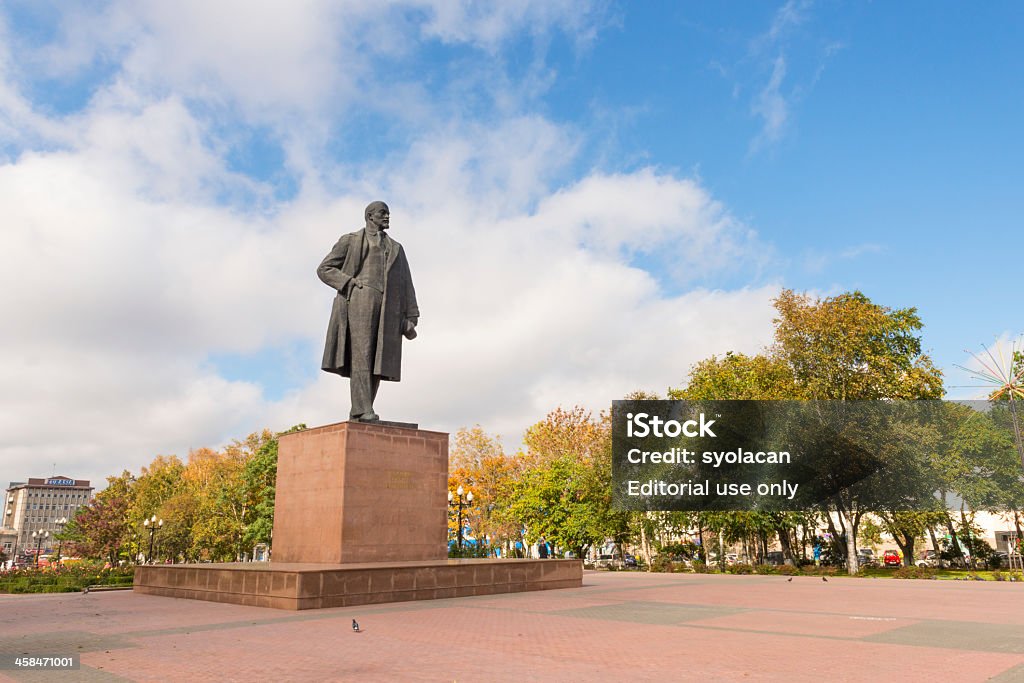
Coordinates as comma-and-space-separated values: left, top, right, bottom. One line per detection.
183, 445, 250, 561
63, 471, 136, 565
447, 426, 522, 556
674, 289, 944, 574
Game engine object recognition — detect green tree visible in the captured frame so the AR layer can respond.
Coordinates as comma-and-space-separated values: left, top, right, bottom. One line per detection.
674, 289, 944, 574
130, 455, 185, 560
506, 453, 611, 559
504, 407, 627, 559
671, 352, 800, 401
241, 426, 306, 552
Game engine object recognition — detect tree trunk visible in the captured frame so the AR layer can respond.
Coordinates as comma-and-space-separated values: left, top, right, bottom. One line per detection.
1013, 509, 1022, 555
824, 513, 842, 564
639, 518, 653, 568
777, 525, 795, 565
895, 532, 915, 567
697, 520, 706, 563
943, 512, 965, 566
959, 505, 975, 571
839, 507, 860, 575
925, 528, 937, 565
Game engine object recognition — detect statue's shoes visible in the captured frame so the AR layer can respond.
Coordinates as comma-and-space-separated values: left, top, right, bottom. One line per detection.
356, 413, 380, 423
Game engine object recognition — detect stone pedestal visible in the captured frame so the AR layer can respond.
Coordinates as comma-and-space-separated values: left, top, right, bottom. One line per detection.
134, 421, 583, 610
134, 558, 582, 610
272, 421, 448, 563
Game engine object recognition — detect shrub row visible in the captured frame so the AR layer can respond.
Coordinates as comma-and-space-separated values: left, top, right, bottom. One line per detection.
0, 565, 135, 593
891, 566, 937, 580
649, 560, 840, 576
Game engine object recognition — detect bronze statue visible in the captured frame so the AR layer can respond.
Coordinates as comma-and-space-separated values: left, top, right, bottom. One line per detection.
317, 201, 419, 421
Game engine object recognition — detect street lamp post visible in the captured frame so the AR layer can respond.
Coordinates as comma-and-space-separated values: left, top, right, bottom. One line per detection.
144, 515, 164, 564
31, 530, 49, 567
54, 517, 68, 564
447, 486, 473, 550
6, 507, 14, 568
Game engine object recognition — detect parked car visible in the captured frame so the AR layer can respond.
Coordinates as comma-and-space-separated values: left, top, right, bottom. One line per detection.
623, 553, 638, 568
883, 550, 901, 567
593, 554, 624, 569
857, 549, 878, 567
916, 549, 939, 568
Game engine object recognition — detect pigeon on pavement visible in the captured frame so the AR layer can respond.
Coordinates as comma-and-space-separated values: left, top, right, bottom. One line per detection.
352, 619, 361, 632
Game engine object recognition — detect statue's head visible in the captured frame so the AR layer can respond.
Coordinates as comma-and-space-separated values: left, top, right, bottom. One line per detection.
365, 201, 390, 231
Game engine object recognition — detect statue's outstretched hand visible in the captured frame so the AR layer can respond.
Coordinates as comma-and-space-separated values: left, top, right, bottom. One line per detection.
403, 318, 418, 340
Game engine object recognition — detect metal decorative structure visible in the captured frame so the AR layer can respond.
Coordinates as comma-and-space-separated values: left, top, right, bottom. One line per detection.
956, 335, 1024, 471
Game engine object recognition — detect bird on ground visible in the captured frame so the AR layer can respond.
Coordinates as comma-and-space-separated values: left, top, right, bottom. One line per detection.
352, 619, 360, 632
822, 576, 828, 582
787, 577, 793, 582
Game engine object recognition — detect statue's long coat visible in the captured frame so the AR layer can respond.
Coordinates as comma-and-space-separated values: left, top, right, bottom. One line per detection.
317, 229, 419, 381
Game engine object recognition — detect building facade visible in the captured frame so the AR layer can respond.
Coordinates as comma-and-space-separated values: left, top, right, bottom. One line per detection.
3, 476, 93, 562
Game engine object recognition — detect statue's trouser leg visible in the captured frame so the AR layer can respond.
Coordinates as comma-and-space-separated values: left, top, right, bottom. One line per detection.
348, 287, 383, 419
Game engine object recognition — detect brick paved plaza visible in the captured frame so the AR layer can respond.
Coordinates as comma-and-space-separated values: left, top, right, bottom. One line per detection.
2, 571, 1023, 682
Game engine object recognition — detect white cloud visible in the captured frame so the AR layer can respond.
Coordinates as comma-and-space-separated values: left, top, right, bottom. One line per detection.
0, 3, 778, 488
1, 114, 778, 485
418, 0, 605, 50
751, 55, 788, 150
764, 0, 809, 45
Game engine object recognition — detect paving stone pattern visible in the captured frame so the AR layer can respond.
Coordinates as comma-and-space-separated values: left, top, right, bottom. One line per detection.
2, 571, 1023, 682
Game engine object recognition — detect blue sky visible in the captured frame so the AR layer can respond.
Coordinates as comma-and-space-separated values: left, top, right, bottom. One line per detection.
1, 1, 1021, 486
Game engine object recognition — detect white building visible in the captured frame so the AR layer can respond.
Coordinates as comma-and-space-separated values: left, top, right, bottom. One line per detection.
3, 476, 93, 562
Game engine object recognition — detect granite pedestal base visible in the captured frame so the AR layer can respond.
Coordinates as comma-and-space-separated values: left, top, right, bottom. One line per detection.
133, 558, 582, 610
272, 421, 449, 564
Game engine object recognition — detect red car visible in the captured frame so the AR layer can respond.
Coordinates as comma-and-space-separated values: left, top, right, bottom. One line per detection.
883, 550, 901, 567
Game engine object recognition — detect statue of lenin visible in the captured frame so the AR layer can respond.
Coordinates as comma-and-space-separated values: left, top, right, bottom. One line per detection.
317, 201, 419, 422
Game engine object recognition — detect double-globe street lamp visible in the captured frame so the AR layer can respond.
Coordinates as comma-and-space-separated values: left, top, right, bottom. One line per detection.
54, 517, 68, 564
31, 530, 49, 567
447, 486, 473, 550
144, 515, 164, 564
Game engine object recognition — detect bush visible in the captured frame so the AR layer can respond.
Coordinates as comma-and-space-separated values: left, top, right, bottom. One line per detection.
447, 544, 490, 559
892, 565, 936, 580
649, 556, 685, 573
753, 564, 778, 575
778, 564, 800, 576
727, 563, 755, 575
798, 565, 838, 576
0, 564, 135, 593
656, 541, 699, 561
